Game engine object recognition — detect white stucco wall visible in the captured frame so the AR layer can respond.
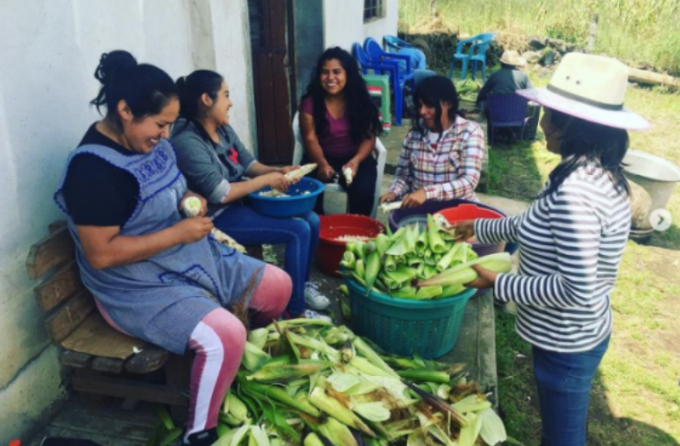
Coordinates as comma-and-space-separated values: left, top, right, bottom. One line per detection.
0, 0, 253, 440
323, 0, 399, 51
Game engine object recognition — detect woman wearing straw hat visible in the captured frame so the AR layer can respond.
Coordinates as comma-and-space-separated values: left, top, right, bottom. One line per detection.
454, 53, 649, 446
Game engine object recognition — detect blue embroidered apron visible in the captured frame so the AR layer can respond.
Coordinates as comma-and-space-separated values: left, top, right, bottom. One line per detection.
54, 140, 265, 354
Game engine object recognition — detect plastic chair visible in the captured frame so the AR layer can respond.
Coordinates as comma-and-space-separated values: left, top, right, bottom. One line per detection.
291, 112, 386, 218
383, 35, 412, 53
362, 38, 415, 127
449, 33, 494, 81
486, 94, 535, 144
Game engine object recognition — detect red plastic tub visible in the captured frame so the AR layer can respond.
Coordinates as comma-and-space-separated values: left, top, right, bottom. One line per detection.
438, 204, 505, 257
317, 214, 385, 277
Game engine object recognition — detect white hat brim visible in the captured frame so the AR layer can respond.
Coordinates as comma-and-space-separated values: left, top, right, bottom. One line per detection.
516, 87, 650, 131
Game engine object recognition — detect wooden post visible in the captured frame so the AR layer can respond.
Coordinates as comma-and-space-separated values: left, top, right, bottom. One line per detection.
430, 0, 437, 18
586, 13, 599, 53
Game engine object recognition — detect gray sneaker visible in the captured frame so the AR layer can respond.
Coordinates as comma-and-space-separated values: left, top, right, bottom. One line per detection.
304, 282, 331, 310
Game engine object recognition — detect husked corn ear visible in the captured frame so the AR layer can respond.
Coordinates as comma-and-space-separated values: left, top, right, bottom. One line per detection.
285, 163, 317, 180
343, 166, 354, 185
379, 201, 402, 213
211, 228, 247, 253
181, 196, 203, 217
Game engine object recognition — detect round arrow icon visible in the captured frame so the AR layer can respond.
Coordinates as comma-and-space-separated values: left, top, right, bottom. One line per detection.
649, 209, 672, 232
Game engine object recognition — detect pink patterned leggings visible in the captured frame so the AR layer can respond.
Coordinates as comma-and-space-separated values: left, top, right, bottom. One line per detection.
96, 264, 291, 439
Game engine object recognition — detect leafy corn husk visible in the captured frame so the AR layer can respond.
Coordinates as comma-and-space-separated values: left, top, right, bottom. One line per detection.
418, 252, 513, 287
478, 408, 507, 445
246, 360, 330, 382
309, 383, 375, 436
152, 320, 504, 446
427, 214, 447, 253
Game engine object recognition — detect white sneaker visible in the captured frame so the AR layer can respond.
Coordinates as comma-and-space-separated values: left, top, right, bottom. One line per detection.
304, 282, 331, 310
303, 309, 332, 323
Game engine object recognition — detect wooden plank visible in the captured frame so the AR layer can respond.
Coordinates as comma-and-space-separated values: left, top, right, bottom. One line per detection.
26, 225, 75, 280
61, 350, 93, 369
49, 220, 68, 234
46, 289, 95, 343
35, 261, 83, 312
629, 67, 680, 88
125, 344, 170, 374
34, 426, 147, 446
61, 312, 144, 360
72, 369, 189, 406
92, 356, 125, 374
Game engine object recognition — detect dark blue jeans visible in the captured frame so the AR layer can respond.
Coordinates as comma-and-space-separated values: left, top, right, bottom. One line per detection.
532, 335, 610, 446
212, 201, 319, 315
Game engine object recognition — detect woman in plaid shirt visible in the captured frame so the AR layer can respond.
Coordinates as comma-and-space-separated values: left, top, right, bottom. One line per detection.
380, 75, 486, 208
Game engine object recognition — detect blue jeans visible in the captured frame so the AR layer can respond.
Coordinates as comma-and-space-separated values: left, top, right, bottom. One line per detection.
532, 335, 610, 446
212, 201, 319, 315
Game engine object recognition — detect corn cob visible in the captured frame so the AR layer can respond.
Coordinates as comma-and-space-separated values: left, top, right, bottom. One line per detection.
379, 201, 403, 213
343, 166, 354, 186
285, 163, 317, 180
309, 385, 375, 437
319, 416, 358, 446
303, 433, 325, 446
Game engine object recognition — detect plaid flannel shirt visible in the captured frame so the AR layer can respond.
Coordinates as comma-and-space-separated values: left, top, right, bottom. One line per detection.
389, 116, 486, 201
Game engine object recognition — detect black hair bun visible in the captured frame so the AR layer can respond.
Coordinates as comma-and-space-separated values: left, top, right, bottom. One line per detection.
94, 50, 138, 86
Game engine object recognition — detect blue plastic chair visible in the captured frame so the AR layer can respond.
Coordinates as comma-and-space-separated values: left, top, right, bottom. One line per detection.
383, 35, 412, 53
363, 38, 415, 126
449, 33, 495, 81
486, 94, 535, 144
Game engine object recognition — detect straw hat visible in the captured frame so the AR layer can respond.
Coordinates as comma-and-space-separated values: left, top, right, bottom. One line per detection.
516, 52, 649, 130
500, 50, 526, 67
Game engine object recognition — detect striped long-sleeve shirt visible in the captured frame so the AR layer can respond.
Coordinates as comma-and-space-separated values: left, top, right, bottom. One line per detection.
389, 116, 486, 201
475, 164, 631, 352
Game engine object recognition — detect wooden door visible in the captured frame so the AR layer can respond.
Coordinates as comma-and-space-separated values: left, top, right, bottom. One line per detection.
248, 0, 295, 164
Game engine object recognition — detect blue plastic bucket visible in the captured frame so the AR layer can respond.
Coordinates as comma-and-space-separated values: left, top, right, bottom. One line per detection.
247, 177, 324, 218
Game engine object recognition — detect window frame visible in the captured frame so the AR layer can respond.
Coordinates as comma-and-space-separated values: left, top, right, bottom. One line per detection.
363, 0, 385, 23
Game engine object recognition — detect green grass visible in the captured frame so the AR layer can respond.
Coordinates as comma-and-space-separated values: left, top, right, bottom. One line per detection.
400, 0, 680, 75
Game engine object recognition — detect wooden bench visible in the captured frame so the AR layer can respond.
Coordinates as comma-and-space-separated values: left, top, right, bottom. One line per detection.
27, 221, 265, 413
26, 221, 191, 410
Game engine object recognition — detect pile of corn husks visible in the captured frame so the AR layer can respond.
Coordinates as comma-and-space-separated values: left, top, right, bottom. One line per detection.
152, 319, 506, 446
339, 214, 512, 300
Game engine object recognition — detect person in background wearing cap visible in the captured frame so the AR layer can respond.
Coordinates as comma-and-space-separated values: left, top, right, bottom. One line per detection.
453, 53, 649, 446
476, 50, 532, 110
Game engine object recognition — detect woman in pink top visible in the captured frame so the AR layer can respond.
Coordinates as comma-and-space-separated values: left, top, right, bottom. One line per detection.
299, 47, 382, 216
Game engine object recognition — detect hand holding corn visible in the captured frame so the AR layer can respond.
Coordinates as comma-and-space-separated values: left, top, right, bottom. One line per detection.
449, 219, 475, 242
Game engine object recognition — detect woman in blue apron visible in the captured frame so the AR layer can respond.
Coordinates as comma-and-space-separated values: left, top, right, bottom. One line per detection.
54, 50, 291, 446
171, 70, 331, 321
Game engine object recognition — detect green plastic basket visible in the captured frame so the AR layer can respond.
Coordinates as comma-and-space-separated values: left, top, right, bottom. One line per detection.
345, 278, 476, 359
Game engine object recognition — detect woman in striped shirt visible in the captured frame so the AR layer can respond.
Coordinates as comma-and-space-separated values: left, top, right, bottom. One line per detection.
455, 53, 649, 446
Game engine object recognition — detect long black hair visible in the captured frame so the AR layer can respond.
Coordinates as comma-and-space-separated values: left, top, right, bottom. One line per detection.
412, 75, 460, 134
540, 109, 630, 198
175, 70, 225, 143
90, 50, 177, 128
302, 47, 382, 144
